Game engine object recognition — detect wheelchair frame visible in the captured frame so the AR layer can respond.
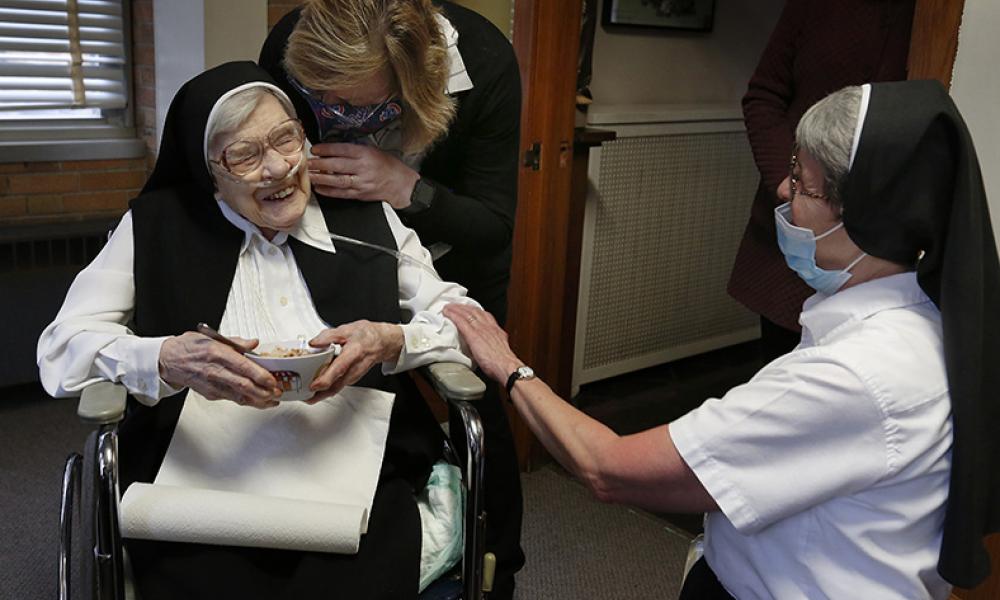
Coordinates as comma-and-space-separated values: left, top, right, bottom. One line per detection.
59, 362, 490, 600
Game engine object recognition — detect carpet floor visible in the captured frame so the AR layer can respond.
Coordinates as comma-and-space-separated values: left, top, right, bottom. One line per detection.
1, 383, 698, 600
515, 465, 692, 599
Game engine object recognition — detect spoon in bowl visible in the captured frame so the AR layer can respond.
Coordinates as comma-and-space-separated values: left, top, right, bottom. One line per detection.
196, 322, 261, 356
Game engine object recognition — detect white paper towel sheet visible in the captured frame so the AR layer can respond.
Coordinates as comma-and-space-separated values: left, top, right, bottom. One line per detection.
120, 484, 367, 553
119, 386, 395, 554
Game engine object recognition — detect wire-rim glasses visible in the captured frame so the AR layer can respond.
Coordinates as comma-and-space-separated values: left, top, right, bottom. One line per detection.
209, 118, 305, 178
789, 147, 827, 201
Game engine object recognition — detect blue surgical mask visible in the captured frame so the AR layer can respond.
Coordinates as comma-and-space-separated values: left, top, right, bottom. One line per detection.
288, 76, 402, 143
775, 202, 866, 295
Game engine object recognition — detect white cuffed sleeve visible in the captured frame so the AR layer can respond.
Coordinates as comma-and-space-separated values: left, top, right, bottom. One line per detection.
381, 204, 479, 374
36, 211, 182, 405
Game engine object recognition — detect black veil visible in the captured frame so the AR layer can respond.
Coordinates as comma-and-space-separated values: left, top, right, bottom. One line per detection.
142, 61, 285, 195
842, 79, 1000, 587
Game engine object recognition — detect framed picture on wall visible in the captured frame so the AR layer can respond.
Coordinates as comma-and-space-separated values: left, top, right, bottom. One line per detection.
602, 0, 716, 32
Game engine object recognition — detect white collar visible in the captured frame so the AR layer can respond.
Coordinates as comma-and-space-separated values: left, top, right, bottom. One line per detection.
215, 195, 335, 255
436, 14, 474, 94
799, 272, 931, 344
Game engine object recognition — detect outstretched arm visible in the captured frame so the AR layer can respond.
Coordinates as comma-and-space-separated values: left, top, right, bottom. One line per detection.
443, 303, 718, 514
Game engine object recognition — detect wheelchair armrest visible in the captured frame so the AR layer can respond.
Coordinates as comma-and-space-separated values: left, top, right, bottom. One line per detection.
419, 362, 486, 403
418, 362, 488, 599
78, 381, 127, 426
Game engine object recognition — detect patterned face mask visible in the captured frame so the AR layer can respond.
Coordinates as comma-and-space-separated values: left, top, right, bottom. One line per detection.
288, 75, 403, 143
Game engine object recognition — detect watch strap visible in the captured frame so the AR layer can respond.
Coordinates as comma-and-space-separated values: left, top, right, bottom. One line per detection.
505, 370, 520, 396
400, 177, 435, 215
505, 366, 533, 396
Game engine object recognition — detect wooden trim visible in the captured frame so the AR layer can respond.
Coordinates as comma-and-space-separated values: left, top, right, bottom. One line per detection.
508, 0, 583, 469
907, 0, 966, 86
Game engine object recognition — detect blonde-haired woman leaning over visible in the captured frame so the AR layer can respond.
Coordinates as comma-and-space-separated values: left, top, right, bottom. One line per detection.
260, 2, 524, 596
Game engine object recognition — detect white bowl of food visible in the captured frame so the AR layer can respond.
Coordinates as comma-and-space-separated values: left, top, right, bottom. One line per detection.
245, 341, 340, 402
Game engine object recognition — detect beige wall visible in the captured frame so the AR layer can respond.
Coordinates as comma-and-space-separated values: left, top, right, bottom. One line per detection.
950, 0, 1000, 255
205, 0, 268, 68
590, 0, 784, 107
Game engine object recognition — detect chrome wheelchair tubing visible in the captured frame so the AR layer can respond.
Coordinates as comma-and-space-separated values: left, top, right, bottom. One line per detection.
452, 399, 486, 600
95, 425, 124, 600
59, 453, 82, 600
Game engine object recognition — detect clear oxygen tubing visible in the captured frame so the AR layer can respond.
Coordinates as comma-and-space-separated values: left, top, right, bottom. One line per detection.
328, 232, 442, 280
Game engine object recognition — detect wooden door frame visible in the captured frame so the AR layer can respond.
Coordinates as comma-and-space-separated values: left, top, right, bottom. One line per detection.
907, 0, 965, 85
506, 0, 582, 469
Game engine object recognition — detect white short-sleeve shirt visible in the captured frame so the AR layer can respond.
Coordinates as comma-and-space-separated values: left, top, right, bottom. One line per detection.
671, 272, 952, 599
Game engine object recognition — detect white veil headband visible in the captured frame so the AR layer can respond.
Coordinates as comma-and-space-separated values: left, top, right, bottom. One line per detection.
848, 83, 872, 170
202, 81, 295, 173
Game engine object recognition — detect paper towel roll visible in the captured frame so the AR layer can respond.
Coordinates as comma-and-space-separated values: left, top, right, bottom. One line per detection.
120, 483, 367, 554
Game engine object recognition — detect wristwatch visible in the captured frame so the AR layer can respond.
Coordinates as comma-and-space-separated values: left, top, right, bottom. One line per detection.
399, 177, 435, 215
505, 366, 536, 396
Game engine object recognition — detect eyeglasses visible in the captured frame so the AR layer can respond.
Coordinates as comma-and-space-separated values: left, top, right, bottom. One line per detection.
789, 149, 827, 201
209, 118, 305, 179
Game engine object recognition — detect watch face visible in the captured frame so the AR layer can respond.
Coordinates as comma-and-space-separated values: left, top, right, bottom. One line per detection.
517, 366, 535, 379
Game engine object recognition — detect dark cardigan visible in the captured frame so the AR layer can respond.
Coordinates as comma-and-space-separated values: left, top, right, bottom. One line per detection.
260, 1, 522, 323
728, 0, 915, 331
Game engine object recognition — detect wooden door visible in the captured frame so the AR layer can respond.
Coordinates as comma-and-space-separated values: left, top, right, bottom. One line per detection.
506, 0, 583, 468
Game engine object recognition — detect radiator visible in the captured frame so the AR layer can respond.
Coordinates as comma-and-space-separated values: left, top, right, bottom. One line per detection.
0, 218, 115, 387
572, 105, 760, 394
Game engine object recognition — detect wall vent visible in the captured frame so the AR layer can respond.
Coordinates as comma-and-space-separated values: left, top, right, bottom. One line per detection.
0, 217, 118, 387
0, 233, 107, 273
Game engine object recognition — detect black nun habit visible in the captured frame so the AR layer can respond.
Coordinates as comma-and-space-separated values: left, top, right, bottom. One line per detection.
842, 79, 1000, 588
118, 61, 444, 600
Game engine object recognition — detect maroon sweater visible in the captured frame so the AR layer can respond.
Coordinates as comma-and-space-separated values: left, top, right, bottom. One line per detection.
728, 0, 915, 331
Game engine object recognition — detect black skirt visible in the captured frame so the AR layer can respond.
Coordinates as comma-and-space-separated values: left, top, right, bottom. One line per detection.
119, 375, 445, 600
125, 476, 422, 600
678, 557, 735, 600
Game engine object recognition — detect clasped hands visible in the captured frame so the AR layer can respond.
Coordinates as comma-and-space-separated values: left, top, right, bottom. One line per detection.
157, 320, 404, 409
307, 142, 419, 210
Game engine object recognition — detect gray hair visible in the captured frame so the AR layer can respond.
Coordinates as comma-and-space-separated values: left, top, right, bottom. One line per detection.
795, 86, 863, 209
205, 85, 296, 157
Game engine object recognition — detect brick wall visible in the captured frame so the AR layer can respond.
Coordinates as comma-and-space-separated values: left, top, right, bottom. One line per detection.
0, 0, 156, 226
132, 0, 157, 167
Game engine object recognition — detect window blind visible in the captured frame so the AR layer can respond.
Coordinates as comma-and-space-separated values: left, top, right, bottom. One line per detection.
0, 0, 127, 111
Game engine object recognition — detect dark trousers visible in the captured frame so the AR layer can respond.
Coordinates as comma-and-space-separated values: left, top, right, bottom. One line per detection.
448, 381, 524, 600
678, 558, 735, 600
759, 316, 800, 364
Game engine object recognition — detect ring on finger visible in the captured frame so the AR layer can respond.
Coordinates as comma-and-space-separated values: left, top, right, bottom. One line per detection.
349, 174, 357, 187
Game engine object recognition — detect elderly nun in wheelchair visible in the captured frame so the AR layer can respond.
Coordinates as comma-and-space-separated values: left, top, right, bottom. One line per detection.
446, 79, 1000, 598
38, 61, 481, 599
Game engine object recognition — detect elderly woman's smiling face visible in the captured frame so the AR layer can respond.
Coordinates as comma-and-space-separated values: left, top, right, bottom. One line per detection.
209, 93, 311, 239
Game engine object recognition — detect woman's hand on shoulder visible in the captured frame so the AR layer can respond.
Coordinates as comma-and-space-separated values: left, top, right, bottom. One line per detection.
158, 332, 281, 408
305, 320, 404, 403
307, 143, 419, 209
